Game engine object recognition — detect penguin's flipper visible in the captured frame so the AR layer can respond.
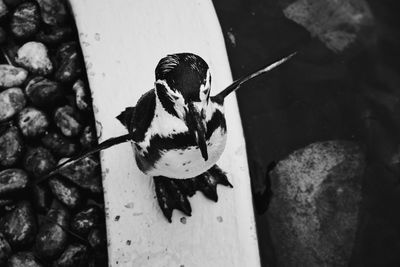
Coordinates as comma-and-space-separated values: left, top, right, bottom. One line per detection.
117, 89, 156, 139
154, 164, 233, 222
116, 107, 135, 129
36, 133, 133, 184
213, 52, 297, 102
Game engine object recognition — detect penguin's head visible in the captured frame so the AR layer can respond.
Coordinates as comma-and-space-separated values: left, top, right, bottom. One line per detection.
155, 53, 211, 160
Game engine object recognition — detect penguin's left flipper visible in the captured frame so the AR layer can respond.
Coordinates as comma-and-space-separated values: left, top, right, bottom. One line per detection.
154, 164, 233, 222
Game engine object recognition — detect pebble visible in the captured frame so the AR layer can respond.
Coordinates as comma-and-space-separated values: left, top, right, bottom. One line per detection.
36, 0, 68, 26
0, 201, 37, 248
1, 39, 19, 65
35, 200, 70, 259
15, 41, 53, 75
54, 105, 82, 137
25, 76, 64, 108
36, 26, 73, 45
0, 233, 12, 266
10, 2, 41, 39
88, 251, 108, 267
71, 206, 100, 236
0, 125, 23, 167
3, 0, 24, 7
48, 177, 83, 209
0, 65, 28, 88
72, 79, 89, 111
80, 125, 96, 149
0, 87, 26, 122
0, 0, 7, 20
7, 251, 43, 267
23, 146, 56, 178
53, 243, 88, 267
87, 227, 106, 250
59, 156, 102, 193
0, 27, 6, 44
17, 107, 49, 137
54, 42, 83, 82
32, 184, 52, 213
0, 198, 13, 207
0, 169, 29, 197
41, 131, 78, 158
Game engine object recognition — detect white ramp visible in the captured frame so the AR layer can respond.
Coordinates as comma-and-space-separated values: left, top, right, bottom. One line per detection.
69, 0, 261, 266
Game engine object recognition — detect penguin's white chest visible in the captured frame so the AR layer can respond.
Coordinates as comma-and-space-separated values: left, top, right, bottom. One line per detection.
146, 126, 227, 179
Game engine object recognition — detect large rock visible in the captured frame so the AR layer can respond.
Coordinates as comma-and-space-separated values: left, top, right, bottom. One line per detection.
267, 140, 365, 267
282, 0, 374, 52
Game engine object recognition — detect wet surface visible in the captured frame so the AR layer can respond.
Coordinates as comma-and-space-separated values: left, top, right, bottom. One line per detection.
213, 0, 400, 266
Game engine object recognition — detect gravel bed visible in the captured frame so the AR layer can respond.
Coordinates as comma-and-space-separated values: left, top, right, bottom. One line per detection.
0, 0, 108, 266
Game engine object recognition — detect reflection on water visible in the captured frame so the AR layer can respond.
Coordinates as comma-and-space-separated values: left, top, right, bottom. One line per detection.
213, 0, 400, 266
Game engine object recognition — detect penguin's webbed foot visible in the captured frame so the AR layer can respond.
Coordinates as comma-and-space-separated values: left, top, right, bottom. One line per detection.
153, 177, 192, 223
154, 164, 233, 222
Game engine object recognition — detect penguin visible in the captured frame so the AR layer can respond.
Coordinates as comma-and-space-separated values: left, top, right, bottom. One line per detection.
37, 52, 296, 222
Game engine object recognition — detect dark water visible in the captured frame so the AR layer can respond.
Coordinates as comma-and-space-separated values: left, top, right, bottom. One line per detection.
213, 0, 400, 266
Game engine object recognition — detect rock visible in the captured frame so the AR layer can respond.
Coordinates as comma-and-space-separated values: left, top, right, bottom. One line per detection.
0, 198, 14, 207
49, 177, 83, 209
23, 147, 56, 178
71, 206, 101, 236
41, 131, 78, 158
282, 0, 374, 52
0, 233, 12, 266
0, 27, 6, 44
0, 65, 28, 88
15, 42, 53, 75
0, 0, 7, 20
0, 169, 29, 197
87, 251, 107, 267
1, 38, 20, 66
35, 200, 70, 259
0, 88, 26, 122
80, 126, 96, 149
7, 251, 43, 267
267, 140, 365, 267
53, 244, 88, 267
87, 227, 106, 250
54, 42, 83, 83
32, 184, 52, 213
10, 2, 41, 39
3, 0, 23, 7
0, 125, 23, 167
36, 0, 68, 26
25, 77, 64, 108
17, 107, 49, 137
36, 26, 73, 45
59, 156, 102, 193
54, 105, 82, 137
0, 201, 37, 248
72, 80, 89, 111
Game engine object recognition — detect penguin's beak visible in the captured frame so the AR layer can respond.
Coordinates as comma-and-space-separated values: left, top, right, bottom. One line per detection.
186, 102, 208, 161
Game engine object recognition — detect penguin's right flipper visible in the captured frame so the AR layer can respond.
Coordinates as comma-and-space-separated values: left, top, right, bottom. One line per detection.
116, 106, 136, 133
